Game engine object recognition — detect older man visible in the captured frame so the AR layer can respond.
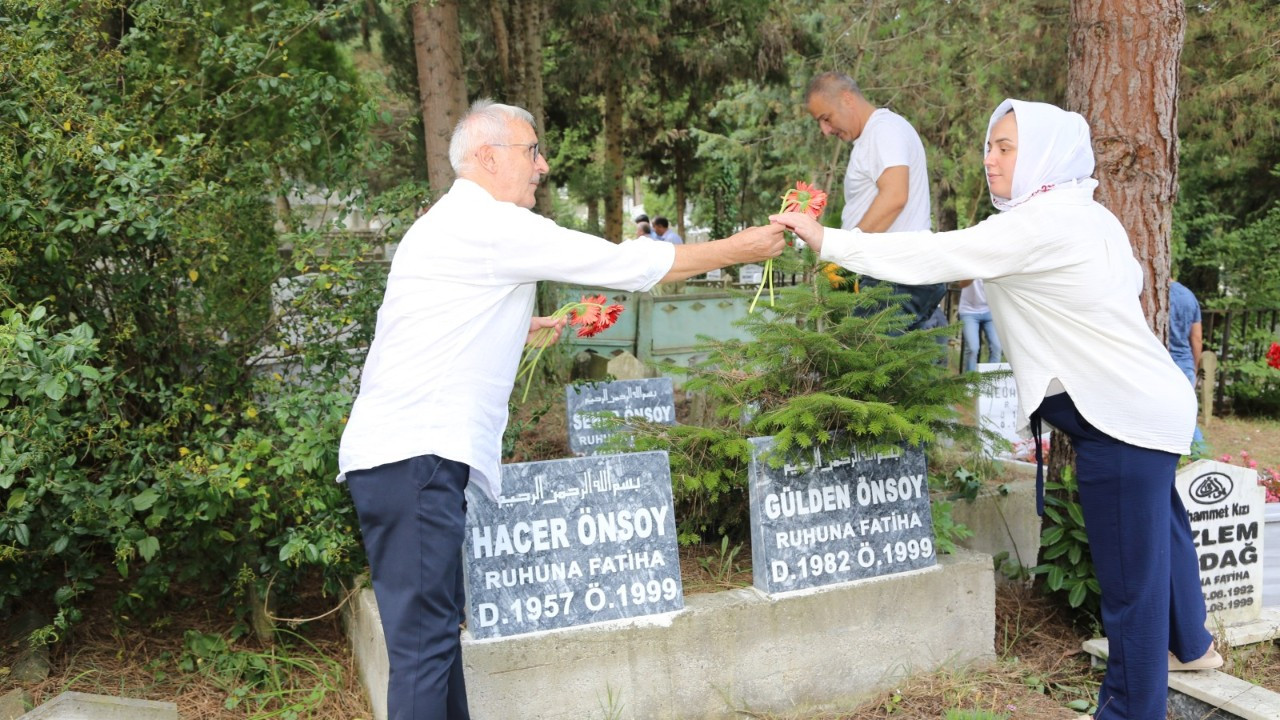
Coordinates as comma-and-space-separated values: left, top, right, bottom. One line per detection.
338, 99, 783, 720
805, 71, 944, 331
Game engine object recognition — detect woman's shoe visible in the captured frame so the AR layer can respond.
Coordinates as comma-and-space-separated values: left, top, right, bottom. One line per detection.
1169, 646, 1224, 671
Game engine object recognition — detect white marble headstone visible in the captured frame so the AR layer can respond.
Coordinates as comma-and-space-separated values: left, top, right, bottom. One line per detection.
976, 363, 1020, 458
1175, 459, 1267, 626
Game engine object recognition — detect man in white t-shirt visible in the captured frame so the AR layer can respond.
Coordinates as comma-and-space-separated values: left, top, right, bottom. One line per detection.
338, 99, 783, 720
805, 72, 945, 330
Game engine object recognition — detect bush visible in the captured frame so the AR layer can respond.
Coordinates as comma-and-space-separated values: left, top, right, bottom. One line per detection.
1223, 332, 1280, 417
0, 0, 410, 637
629, 256, 984, 544
0, 304, 123, 632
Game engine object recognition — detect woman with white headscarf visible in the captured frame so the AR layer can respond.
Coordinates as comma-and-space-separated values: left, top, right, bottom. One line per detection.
773, 99, 1217, 720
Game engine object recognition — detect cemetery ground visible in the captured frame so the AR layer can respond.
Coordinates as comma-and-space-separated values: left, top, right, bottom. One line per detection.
2, 397, 1277, 719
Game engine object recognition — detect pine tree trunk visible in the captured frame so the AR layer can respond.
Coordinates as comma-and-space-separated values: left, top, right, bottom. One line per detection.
675, 152, 687, 240
412, 0, 467, 199
602, 79, 624, 243
1048, 0, 1186, 486
488, 0, 511, 90
521, 0, 551, 215
1068, 0, 1184, 334
507, 0, 527, 104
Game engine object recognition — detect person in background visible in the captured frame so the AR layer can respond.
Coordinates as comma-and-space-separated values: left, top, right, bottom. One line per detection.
1168, 279, 1206, 451
773, 98, 1219, 720
957, 278, 1003, 371
339, 99, 784, 720
652, 216, 683, 245
633, 213, 658, 239
804, 70, 945, 331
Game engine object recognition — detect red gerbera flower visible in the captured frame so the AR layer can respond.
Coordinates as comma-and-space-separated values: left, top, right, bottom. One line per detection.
752, 180, 828, 313
516, 294, 626, 400
572, 299, 625, 338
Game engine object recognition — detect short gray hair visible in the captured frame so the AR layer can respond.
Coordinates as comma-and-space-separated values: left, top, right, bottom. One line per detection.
449, 99, 536, 173
806, 71, 862, 102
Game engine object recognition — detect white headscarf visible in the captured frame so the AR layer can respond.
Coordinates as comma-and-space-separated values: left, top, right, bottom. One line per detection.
985, 98, 1099, 212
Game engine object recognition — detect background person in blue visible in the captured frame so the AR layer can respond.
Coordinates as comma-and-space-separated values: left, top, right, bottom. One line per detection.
773, 98, 1221, 720
1168, 279, 1206, 450
652, 216, 683, 244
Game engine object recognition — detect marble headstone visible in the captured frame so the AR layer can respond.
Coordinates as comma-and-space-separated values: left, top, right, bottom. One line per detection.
748, 437, 937, 595
976, 363, 1019, 458
1175, 459, 1267, 626
566, 378, 675, 455
737, 264, 764, 286
463, 451, 683, 639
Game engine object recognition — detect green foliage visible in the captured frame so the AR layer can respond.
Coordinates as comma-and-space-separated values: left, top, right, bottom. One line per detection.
1175, 2, 1280, 298
631, 263, 982, 543
170, 628, 346, 717
0, 304, 121, 627
1182, 199, 1280, 309
0, 0, 412, 634
1031, 467, 1101, 618
1221, 327, 1280, 416
697, 535, 745, 587
929, 499, 974, 556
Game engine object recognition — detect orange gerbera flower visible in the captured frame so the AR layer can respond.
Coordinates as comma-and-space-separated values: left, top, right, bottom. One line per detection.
782, 181, 828, 218
516, 294, 626, 400
751, 180, 828, 313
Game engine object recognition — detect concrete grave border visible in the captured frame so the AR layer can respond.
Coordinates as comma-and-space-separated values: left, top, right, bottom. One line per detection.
346, 549, 995, 720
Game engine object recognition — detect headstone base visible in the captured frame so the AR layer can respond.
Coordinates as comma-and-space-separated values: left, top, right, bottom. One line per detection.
347, 549, 995, 720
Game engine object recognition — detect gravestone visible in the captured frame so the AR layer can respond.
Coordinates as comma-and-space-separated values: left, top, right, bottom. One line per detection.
565, 378, 675, 455
462, 451, 683, 639
976, 363, 1019, 457
737, 264, 764, 286
1175, 459, 1268, 626
605, 351, 651, 381
705, 268, 723, 281
747, 437, 937, 594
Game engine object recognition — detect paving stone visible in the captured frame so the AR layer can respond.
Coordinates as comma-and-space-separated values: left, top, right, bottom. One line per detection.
18, 691, 177, 720
0, 689, 32, 720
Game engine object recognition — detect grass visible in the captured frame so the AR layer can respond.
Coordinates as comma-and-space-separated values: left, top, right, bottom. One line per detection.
1, 581, 372, 720
1202, 412, 1280, 470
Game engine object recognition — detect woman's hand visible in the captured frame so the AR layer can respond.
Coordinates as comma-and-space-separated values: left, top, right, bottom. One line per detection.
769, 211, 826, 254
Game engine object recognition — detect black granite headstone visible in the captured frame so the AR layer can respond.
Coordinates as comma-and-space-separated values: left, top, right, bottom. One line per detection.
463, 451, 684, 639
748, 437, 937, 594
566, 378, 676, 455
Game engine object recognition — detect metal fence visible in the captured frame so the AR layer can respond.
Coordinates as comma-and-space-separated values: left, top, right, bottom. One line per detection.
1202, 307, 1280, 413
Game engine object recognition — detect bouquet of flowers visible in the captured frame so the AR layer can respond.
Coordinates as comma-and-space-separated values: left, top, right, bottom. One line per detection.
515, 294, 624, 402
750, 181, 827, 313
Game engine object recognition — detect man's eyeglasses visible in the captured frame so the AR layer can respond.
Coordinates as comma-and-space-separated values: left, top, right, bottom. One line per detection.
491, 141, 541, 161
